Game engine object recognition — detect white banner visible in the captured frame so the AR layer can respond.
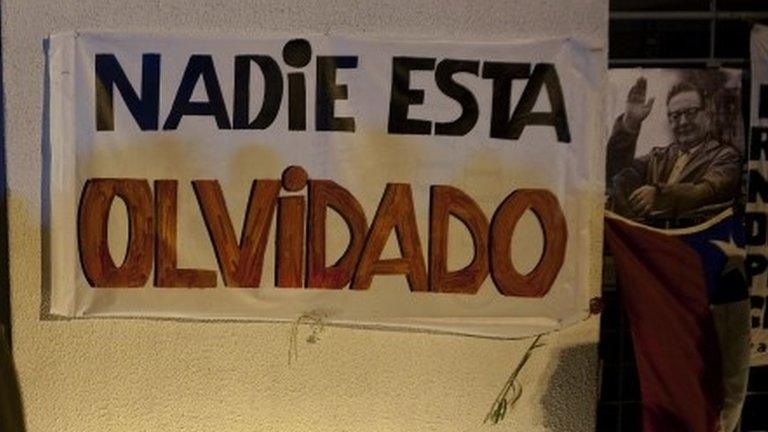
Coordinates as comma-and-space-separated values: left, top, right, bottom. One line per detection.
47, 32, 603, 337
748, 25, 768, 365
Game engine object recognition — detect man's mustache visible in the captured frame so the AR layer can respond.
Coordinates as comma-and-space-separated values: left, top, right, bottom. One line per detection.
675, 126, 697, 135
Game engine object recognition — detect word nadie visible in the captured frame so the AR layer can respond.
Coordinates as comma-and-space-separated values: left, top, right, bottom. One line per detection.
95, 39, 571, 142
78, 166, 568, 296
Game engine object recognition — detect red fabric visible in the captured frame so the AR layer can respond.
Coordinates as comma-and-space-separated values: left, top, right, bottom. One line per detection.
605, 218, 723, 432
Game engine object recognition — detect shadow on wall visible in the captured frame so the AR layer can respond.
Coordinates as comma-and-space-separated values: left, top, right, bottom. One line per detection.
0, 325, 26, 432
540, 343, 599, 432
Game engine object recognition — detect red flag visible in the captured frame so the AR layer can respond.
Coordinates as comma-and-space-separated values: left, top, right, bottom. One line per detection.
605, 216, 725, 432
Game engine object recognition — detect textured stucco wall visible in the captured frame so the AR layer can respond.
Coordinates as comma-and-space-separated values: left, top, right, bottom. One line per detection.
2, 1, 607, 431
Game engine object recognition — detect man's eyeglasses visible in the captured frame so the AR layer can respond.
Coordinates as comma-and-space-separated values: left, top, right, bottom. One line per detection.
667, 106, 703, 123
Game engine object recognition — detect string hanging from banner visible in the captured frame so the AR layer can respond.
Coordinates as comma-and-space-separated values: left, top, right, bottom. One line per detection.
288, 310, 328, 365
484, 334, 545, 425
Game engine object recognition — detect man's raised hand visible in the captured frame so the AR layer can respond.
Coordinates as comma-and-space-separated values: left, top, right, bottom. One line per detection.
623, 77, 655, 132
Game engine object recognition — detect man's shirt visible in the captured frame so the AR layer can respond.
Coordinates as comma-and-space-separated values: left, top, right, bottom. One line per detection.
666, 141, 704, 185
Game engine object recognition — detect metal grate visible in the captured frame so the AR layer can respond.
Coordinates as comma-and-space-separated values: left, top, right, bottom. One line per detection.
597, 257, 643, 432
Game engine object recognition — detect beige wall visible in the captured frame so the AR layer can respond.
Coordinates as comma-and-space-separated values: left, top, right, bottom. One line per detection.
2, 1, 607, 430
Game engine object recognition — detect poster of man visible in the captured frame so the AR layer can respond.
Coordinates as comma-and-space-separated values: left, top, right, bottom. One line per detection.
606, 69, 744, 226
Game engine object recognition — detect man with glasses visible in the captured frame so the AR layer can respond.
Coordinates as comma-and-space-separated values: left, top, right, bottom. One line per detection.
606, 77, 741, 223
